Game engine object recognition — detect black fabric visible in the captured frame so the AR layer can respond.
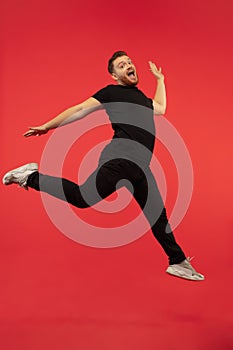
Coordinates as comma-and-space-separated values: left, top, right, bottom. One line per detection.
27, 159, 186, 264
92, 85, 155, 166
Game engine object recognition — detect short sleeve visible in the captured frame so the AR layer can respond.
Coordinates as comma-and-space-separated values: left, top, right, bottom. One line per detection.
92, 85, 110, 104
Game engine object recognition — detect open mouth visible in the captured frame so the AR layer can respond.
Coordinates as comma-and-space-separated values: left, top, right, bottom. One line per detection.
127, 69, 136, 79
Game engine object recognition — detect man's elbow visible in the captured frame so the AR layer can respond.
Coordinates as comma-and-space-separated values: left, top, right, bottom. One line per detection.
154, 107, 166, 115
160, 107, 166, 115
153, 101, 166, 115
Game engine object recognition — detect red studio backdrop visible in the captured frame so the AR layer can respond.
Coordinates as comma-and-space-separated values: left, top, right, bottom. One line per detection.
1, 1, 233, 349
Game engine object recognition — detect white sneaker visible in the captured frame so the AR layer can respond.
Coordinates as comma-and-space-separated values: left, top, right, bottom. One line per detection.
166, 257, 205, 281
2, 163, 38, 190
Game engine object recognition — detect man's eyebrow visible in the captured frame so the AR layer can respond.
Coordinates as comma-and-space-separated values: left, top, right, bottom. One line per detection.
117, 60, 125, 66
117, 59, 131, 66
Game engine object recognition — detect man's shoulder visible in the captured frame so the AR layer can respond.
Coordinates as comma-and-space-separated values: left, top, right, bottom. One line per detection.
92, 84, 115, 103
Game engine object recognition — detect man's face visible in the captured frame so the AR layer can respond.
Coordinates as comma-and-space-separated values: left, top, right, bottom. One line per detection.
111, 55, 138, 86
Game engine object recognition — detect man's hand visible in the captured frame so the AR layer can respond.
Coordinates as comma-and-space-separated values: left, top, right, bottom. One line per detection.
149, 61, 166, 114
23, 125, 48, 137
149, 61, 164, 81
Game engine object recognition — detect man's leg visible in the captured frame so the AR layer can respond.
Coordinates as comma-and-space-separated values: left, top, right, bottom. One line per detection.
26, 159, 136, 208
131, 166, 204, 280
132, 166, 186, 264
4, 159, 142, 209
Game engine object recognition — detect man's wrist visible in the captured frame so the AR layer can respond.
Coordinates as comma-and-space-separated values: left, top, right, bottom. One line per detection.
157, 76, 165, 82
42, 123, 51, 131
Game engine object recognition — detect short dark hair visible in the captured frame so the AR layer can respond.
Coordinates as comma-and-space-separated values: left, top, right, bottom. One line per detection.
108, 51, 128, 74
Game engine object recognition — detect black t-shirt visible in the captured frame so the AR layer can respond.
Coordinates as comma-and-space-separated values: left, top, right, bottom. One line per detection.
92, 84, 155, 166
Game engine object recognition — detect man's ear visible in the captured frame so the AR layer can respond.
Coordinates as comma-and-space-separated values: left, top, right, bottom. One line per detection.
111, 73, 118, 81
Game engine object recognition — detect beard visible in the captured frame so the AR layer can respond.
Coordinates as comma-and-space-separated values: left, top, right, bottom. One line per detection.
120, 73, 139, 86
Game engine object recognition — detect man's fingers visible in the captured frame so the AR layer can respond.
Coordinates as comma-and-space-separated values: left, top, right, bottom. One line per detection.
149, 61, 159, 73
23, 127, 35, 136
24, 132, 33, 137
23, 128, 38, 137
149, 61, 155, 68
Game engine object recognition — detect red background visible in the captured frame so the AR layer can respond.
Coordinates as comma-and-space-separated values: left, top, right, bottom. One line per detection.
1, 0, 233, 349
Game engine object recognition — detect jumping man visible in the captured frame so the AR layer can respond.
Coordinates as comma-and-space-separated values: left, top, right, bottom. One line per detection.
3, 51, 204, 281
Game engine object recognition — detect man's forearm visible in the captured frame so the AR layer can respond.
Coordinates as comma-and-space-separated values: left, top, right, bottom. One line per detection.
153, 78, 167, 113
42, 97, 102, 131
42, 105, 83, 131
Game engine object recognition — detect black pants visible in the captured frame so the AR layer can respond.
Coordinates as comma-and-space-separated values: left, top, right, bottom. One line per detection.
27, 158, 186, 264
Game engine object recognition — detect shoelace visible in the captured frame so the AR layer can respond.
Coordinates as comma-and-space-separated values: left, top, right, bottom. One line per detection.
187, 256, 194, 262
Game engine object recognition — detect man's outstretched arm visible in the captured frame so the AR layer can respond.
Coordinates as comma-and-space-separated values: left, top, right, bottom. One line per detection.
23, 97, 102, 137
149, 61, 166, 115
